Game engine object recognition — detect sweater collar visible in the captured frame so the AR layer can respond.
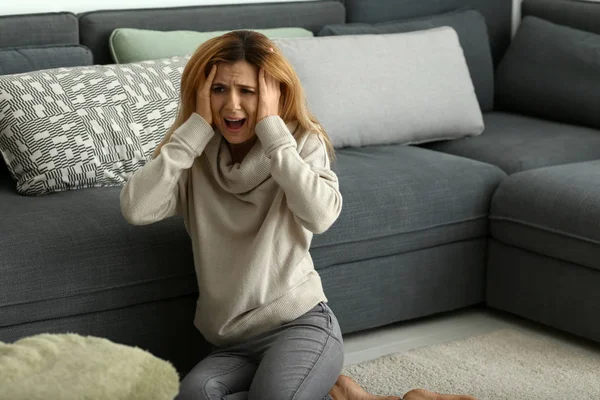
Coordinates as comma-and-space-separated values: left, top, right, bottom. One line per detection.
204, 121, 299, 194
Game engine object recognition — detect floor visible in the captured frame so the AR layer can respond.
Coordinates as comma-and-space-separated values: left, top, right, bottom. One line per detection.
341, 305, 600, 367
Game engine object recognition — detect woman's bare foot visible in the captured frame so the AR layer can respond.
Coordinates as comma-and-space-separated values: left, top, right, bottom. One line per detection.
403, 388, 477, 400
328, 375, 401, 400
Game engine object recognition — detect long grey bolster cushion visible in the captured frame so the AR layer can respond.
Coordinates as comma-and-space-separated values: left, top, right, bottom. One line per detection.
495, 16, 600, 130
274, 27, 484, 149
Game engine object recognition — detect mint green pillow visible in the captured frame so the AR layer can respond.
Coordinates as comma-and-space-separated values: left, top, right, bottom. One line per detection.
109, 27, 314, 64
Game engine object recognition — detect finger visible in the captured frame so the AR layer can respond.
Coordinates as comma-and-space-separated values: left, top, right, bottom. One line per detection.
208, 64, 217, 80
259, 68, 267, 90
266, 71, 280, 94
266, 71, 279, 92
205, 64, 217, 92
263, 69, 272, 85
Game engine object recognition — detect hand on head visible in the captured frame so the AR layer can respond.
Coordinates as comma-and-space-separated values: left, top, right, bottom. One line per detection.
196, 64, 218, 124
257, 68, 281, 122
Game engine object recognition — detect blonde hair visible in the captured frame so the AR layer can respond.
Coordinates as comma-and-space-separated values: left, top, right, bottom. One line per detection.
153, 30, 335, 161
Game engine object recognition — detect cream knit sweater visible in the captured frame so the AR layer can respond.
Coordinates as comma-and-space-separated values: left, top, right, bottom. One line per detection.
120, 113, 342, 346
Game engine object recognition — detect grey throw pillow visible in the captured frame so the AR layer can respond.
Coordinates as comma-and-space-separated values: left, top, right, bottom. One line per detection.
0, 56, 188, 195
0, 44, 94, 185
274, 28, 484, 149
495, 16, 600, 130
318, 9, 495, 112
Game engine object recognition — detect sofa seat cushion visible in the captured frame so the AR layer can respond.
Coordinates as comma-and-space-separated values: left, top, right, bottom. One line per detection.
310, 144, 506, 268
490, 160, 600, 272
422, 112, 600, 174
0, 144, 505, 329
0, 182, 198, 329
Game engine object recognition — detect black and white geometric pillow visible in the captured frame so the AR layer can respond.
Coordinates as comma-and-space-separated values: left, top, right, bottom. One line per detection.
0, 55, 190, 196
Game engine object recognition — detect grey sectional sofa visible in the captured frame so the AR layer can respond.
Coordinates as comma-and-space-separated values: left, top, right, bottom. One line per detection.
1, 0, 599, 378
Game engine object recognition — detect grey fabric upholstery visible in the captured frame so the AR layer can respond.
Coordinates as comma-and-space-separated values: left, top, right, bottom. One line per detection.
490, 160, 600, 272
310, 144, 505, 268
0, 143, 503, 327
488, 160, 600, 343
0, 182, 197, 329
422, 112, 600, 174
318, 9, 495, 112
487, 239, 600, 343
0, 294, 211, 377
78, 1, 345, 65
321, 238, 489, 334
341, 0, 512, 65
523, 0, 600, 35
0, 12, 79, 48
0, 238, 489, 376
495, 16, 600, 130
0, 45, 93, 75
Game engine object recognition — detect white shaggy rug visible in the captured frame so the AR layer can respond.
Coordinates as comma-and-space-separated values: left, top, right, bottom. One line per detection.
342, 329, 600, 400
0, 333, 179, 400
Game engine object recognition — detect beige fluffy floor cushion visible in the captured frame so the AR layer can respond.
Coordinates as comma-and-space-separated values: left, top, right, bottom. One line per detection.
0, 333, 180, 400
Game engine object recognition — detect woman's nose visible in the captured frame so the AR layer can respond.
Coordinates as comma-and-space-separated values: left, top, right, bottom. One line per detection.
226, 91, 241, 111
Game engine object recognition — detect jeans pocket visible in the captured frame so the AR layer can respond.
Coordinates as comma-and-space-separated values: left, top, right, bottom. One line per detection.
319, 302, 333, 331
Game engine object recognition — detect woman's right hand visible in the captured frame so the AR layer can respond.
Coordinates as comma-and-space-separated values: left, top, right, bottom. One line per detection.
196, 64, 217, 125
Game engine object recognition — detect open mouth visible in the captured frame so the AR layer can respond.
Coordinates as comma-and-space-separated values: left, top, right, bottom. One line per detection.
224, 117, 246, 131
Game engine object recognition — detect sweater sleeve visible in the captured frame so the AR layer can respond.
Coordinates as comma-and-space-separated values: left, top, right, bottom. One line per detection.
120, 113, 215, 225
255, 116, 342, 234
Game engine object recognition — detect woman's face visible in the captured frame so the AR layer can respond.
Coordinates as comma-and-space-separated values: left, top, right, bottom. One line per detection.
210, 60, 259, 145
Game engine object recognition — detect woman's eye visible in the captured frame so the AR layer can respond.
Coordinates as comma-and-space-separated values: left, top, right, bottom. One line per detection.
242, 89, 254, 94
212, 87, 224, 93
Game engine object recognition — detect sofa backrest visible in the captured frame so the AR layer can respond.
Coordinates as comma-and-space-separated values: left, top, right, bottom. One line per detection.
0, 12, 79, 48
342, 0, 513, 66
522, 0, 600, 35
78, 1, 346, 65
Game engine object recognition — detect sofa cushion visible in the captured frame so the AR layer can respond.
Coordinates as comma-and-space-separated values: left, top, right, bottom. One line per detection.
0, 12, 78, 48
275, 28, 484, 149
0, 44, 94, 181
523, 0, 600, 36
110, 27, 314, 64
318, 9, 495, 112
422, 112, 600, 174
0, 56, 188, 196
0, 45, 93, 75
310, 144, 506, 268
0, 181, 198, 330
489, 160, 600, 273
341, 0, 512, 67
0, 143, 505, 329
495, 16, 600, 130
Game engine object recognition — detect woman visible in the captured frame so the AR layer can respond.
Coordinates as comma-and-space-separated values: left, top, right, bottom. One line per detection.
120, 30, 476, 400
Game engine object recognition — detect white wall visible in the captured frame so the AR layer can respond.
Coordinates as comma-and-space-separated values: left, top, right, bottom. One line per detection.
0, 0, 312, 16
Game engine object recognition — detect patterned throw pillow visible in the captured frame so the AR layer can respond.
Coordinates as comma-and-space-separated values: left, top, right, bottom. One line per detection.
0, 56, 190, 196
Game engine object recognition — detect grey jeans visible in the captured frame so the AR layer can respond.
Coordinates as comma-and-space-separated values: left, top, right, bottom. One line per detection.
176, 302, 344, 400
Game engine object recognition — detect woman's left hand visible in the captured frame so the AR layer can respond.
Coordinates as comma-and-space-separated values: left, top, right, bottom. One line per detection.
257, 68, 281, 123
